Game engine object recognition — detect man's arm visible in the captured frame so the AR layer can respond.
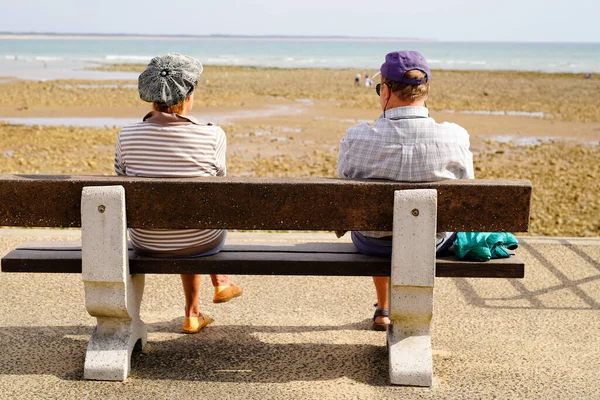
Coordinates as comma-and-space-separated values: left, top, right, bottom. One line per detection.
337, 135, 351, 178
335, 134, 352, 238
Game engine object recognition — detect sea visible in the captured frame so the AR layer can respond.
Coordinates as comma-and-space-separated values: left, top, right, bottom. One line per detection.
0, 35, 599, 81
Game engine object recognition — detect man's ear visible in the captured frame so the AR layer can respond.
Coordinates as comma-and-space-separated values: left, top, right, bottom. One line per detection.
381, 83, 390, 99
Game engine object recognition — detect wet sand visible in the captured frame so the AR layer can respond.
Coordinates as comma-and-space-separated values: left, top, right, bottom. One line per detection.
2, 65, 598, 121
0, 66, 598, 237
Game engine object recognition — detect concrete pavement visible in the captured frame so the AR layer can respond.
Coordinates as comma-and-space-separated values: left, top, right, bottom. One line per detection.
0, 230, 599, 399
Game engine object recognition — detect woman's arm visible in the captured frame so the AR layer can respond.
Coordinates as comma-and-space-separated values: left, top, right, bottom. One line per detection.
114, 132, 126, 176
215, 127, 227, 177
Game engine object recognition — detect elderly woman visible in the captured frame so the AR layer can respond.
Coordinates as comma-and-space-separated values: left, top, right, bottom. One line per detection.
114, 53, 242, 334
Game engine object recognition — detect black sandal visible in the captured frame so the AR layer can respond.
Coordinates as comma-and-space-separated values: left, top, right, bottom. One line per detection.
372, 307, 390, 331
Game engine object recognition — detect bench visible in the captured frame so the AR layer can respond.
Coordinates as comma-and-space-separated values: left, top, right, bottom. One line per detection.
0, 175, 532, 386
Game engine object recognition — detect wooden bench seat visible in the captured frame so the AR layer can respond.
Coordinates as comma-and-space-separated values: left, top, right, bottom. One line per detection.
3, 241, 525, 278
0, 174, 532, 386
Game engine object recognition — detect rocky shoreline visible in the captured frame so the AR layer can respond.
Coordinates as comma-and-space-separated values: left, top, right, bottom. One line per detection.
0, 66, 598, 237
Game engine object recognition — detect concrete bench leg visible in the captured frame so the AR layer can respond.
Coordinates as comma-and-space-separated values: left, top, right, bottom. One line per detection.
388, 189, 437, 387
81, 185, 147, 381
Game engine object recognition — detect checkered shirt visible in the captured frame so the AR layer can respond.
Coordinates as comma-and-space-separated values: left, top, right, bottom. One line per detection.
337, 106, 474, 237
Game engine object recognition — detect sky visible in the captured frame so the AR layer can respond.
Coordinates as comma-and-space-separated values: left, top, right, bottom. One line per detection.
1, 0, 599, 43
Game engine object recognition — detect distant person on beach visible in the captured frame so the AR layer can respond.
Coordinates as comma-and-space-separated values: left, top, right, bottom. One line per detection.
114, 53, 242, 334
585, 73, 592, 79
364, 74, 372, 87
355, 73, 361, 86
337, 51, 474, 331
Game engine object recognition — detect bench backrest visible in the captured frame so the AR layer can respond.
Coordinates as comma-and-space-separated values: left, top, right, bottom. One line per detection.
0, 175, 531, 232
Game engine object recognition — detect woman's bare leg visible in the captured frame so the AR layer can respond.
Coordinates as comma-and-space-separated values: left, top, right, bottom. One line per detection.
210, 274, 231, 287
181, 274, 201, 317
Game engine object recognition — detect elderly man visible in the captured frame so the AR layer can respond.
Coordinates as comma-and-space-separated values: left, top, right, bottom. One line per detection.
337, 51, 475, 330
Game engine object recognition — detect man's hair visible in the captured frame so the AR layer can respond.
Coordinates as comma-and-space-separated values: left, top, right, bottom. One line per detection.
383, 69, 430, 101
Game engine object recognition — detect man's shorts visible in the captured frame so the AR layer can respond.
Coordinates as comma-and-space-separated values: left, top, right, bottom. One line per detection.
351, 231, 456, 257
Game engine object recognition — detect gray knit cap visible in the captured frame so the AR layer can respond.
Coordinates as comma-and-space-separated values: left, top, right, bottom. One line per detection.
138, 53, 203, 106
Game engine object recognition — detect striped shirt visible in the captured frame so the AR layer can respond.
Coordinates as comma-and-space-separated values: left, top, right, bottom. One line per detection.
337, 106, 474, 238
114, 111, 226, 253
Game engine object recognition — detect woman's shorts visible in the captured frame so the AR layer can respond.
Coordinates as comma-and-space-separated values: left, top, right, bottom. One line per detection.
133, 230, 227, 258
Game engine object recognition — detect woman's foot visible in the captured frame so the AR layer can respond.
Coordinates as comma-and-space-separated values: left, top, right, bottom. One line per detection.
213, 283, 243, 303
372, 308, 390, 331
181, 313, 212, 334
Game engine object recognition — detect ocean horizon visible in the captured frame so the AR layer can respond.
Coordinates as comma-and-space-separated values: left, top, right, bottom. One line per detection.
1, 34, 599, 80
2, 32, 599, 43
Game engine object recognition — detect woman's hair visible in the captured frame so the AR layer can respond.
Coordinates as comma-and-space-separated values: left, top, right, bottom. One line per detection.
152, 98, 187, 114
383, 70, 430, 102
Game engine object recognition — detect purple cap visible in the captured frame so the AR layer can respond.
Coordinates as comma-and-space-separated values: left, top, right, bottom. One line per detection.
380, 51, 430, 85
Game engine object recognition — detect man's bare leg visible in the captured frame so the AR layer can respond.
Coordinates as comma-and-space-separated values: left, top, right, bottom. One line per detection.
373, 276, 390, 325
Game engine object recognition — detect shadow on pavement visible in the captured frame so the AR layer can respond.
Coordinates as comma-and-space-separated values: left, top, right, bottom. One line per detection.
453, 242, 600, 310
0, 320, 390, 385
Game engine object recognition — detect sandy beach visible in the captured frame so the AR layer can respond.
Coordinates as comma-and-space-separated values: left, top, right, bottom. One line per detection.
0, 65, 598, 237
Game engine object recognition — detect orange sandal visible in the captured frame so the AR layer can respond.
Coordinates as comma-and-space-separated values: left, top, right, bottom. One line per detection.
213, 284, 243, 303
181, 313, 212, 334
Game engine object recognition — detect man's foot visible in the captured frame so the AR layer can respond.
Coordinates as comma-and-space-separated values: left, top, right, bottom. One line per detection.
213, 283, 243, 303
181, 313, 211, 334
372, 308, 390, 331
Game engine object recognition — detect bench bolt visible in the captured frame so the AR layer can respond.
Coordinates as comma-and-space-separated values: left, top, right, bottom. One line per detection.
411, 208, 419, 217
98, 205, 106, 213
